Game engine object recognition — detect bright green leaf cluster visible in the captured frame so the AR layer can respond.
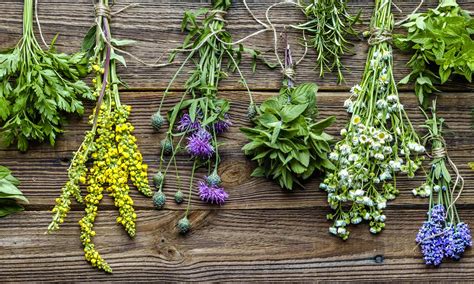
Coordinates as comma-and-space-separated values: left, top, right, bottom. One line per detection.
0, 0, 92, 151
394, 0, 474, 106
0, 165, 28, 217
241, 83, 335, 190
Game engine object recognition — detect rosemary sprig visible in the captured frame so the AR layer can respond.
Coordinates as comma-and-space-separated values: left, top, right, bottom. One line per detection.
293, 0, 360, 83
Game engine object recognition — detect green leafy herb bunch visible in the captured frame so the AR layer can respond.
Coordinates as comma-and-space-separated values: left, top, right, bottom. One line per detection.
0, 165, 28, 218
293, 0, 360, 83
320, 0, 424, 239
241, 43, 335, 190
0, 0, 93, 151
394, 0, 474, 106
150, 0, 262, 234
47, 0, 152, 273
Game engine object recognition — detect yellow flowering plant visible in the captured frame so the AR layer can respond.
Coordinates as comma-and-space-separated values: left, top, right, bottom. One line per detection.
47, 0, 152, 273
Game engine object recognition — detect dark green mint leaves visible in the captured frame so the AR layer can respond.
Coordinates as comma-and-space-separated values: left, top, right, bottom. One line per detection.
241, 83, 335, 190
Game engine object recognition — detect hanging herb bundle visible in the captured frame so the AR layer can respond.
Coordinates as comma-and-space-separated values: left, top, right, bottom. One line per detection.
320, 0, 424, 239
413, 104, 471, 266
47, 0, 152, 273
0, 165, 28, 217
150, 0, 261, 234
394, 0, 474, 106
241, 42, 335, 190
0, 0, 92, 151
293, 0, 360, 83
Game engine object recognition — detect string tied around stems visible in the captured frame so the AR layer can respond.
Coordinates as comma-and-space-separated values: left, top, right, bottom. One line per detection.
283, 67, 296, 82
431, 147, 447, 159
210, 10, 227, 22
366, 28, 392, 46
95, 2, 111, 20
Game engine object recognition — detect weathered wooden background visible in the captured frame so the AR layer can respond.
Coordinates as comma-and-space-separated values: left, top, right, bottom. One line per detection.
1, 0, 474, 281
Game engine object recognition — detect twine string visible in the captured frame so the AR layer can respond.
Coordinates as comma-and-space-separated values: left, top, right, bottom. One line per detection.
367, 28, 392, 45
210, 10, 227, 22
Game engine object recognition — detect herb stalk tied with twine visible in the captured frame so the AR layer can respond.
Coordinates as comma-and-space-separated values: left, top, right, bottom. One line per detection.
241, 39, 335, 190
320, 0, 424, 239
47, 0, 152, 273
394, 0, 474, 107
414, 102, 471, 266
293, 0, 360, 83
150, 0, 262, 234
0, 0, 92, 151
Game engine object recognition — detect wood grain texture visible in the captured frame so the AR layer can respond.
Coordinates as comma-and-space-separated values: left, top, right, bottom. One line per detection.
0, 0, 473, 282
1, 209, 474, 282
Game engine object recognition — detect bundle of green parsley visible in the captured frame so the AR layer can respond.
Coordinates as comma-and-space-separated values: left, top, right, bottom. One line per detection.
0, 0, 92, 151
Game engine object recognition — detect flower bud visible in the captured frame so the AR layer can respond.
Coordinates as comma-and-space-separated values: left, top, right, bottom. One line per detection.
151, 112, 164, 130
206, 171, 221, 186
177, 216, 191, 234
153, 172, 164, 188
174, 190, 184, 204
160, 138, 173, 155
152, 191, 166, 209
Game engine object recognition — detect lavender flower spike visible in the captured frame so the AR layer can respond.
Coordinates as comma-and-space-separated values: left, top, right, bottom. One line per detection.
198, 180, 228, 205
186, 128, 214, 159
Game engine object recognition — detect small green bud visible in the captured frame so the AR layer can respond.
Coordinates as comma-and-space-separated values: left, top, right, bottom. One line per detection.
151, 112, 164, 130
160, 138, 173, 155
247, 103, 257, 120
174, 190, 184, 204
206, 171, 221, 186
152, 191, 166, 209
153, 172, 164, 188
177, 216, 191, 234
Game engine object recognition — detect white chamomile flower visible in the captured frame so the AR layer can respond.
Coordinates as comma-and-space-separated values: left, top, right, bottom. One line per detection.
337, 227, 346, 235
340, 144, 351, 155
374, 153, 384, 160
352, 115, 361, 125
359, 134, 368, 144
383, 146, 392, 155
352, 136, 359, 146
329, 152, 339, 161
350, 84, 362, 96
344, 99, 353, 108
340, 128, 347, 137
338, 169, 349, 179
354, 189, 365, 196
387, 94, 397, 103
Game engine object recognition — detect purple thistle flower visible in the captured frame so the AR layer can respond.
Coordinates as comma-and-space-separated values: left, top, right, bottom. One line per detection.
211, 113, 232, 134
186, 128, 214, 159
429, 204, 446, 224
198, 180, 228, 205
416, 221, 445, 266
177, 113, 201, 132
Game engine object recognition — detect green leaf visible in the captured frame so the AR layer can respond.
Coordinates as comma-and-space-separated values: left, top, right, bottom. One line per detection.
110, 52, 127, 67
110, 38, 136, 47
0, 199, 24, 218
280, 103, 309, 123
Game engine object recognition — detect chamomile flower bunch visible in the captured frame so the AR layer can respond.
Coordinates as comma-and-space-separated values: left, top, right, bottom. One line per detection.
321, 0, 424, 240
47, 0, 152, 273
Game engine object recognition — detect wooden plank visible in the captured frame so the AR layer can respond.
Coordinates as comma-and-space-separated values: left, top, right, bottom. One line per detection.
0, 91, 473, 209
0, 209, 473, 281
0, 0, 473, 91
